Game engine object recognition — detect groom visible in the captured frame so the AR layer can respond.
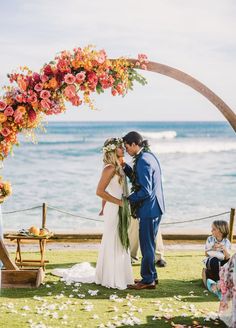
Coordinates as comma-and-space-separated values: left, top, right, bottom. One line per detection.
122, 131, 165, 290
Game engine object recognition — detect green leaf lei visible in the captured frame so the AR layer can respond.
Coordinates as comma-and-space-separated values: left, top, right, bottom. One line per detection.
129, 144, 151, 218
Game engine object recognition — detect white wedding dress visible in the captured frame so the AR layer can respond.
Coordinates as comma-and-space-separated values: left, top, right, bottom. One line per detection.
52, 174, 134, 290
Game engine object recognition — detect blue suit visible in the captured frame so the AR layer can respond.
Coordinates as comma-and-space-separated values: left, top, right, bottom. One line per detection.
124, 151, 165, 284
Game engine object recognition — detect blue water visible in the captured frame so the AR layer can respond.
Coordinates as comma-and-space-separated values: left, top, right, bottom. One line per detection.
1, 121, 236, 234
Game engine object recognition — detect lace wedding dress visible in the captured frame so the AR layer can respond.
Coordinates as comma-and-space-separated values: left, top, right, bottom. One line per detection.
52, 174, 134, 290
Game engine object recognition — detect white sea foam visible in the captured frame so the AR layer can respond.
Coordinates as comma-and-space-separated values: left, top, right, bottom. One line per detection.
141, 130, 177, 140
152, 140, 236, 154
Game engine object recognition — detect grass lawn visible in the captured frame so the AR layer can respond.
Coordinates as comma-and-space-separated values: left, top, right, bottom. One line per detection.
0, 249, 226, 328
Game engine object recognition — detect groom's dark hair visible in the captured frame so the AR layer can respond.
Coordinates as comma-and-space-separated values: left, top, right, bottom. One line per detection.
123, 131, 143, 146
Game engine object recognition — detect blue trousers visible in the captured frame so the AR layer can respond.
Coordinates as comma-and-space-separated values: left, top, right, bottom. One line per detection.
139, 215, 161, 284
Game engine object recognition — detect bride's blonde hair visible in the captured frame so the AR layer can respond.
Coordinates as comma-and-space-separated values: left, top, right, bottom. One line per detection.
102, 138, 124, 185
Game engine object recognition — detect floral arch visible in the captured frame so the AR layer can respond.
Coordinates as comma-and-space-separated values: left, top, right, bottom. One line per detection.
0, 45, 235, 192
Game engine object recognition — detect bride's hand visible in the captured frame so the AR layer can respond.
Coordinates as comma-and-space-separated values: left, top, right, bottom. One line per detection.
118, 199, 123, 207
118, 157, 125, 167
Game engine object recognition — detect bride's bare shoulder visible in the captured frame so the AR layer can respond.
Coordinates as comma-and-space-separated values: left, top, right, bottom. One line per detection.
103, 164, 116, 175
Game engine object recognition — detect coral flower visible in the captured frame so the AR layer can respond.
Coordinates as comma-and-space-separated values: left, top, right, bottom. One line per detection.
0, 113, 7, 123
76, 72, 86, 83
70, 96, 82, 106
15, 94, 23, 103
40, 90, 51, 99
13, 110, 22, 123
87, 72, 98, 85
0, 101, 7, 111
64, 85, 76, 99
0, 127, 11, 137
4, 106, 14, 116
40, 99, 51, 110
64, 73, 76, 85
28, 94, 38, 104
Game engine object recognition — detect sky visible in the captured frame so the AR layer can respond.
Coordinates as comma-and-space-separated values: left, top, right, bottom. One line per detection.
0, 0, 236, 122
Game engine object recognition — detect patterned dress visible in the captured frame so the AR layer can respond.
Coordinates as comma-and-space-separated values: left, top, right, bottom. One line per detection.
219, 253, 236, 327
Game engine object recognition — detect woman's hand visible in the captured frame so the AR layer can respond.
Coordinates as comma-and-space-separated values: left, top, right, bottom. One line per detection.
118, 157, 125, 167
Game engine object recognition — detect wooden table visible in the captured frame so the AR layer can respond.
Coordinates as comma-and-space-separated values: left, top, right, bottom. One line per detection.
5, 234, 50, 270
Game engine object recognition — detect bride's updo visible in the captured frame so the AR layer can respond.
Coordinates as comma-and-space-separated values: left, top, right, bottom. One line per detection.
102, 138, 124, 185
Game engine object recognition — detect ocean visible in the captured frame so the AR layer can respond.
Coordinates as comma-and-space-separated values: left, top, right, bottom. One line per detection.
1, 121, 236, 234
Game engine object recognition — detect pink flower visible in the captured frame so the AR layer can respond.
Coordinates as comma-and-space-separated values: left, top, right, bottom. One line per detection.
14, 110, 23, 123
4, 106, 14, 116
40, 99, 51, 110
0, 127, 11, 137
40, 75, 49, 83
0, 101, 7, 111
57, 59, 70, 73
40, 90, 51, 99
64, 73, 76, 85
64, 85, 76, 99
138, 54, 148, 63
116, 84, 123, 94
95, 50, 106, 64
34, 83, 43, 92
75, 72, 86, 83
28, 109, 37, 122
15, 94, 23, 103
28, 94, 38, 104
100, 75, 114, 89
87, 72, 98, 85
70, 96, 82, 106
111, 88, 118, 96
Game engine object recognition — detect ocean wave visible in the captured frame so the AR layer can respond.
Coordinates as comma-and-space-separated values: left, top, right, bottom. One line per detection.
152, 141, 236, 154
141, 130, 177, 140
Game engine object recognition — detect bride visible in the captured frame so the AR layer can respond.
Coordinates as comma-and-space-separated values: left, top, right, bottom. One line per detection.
52, 138, 134, 290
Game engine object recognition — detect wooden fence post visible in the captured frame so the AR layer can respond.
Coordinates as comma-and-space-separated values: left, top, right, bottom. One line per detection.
229, 208, 235, 243
42, 203, 47, 228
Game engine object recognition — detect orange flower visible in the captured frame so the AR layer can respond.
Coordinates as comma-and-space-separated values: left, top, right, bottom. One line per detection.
17, 77, 28, 91
71, 59, 80, 69
48, 77, 58, 89
17, 106, 26, 114
0, 113, 7, 123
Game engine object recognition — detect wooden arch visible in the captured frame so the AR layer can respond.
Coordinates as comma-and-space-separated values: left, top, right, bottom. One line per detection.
127, 59, 236, 132
1, 56, 235, 287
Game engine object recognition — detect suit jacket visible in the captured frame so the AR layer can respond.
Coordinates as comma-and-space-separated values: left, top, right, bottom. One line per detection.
124, 151, 165, 219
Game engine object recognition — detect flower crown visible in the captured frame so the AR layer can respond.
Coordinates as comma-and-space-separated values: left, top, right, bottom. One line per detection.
102, 138, 123, 154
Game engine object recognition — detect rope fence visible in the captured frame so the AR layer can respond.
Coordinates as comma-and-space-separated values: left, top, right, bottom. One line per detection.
2, 203, 232, 225
2, 203, 235, 241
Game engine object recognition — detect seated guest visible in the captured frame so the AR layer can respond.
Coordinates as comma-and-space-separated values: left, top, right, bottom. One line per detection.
202, 220, 231, 287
